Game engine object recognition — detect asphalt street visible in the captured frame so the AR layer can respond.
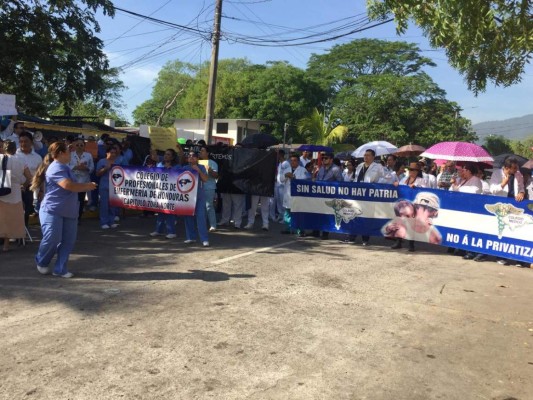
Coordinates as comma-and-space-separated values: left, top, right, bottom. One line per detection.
1, 214, 532, 399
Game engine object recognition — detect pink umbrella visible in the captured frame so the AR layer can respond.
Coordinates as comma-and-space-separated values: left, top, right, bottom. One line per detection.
419, 141, 494, 164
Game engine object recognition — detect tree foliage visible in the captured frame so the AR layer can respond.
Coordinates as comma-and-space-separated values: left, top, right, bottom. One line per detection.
0, 0, 121, 116
367, 0, 533, 93
297, 108, 348, 145
483, 134, 513, 155
307, 39, 475, 147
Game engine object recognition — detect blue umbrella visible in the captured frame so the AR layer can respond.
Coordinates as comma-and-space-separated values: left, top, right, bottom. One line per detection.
297, 144, 334, 153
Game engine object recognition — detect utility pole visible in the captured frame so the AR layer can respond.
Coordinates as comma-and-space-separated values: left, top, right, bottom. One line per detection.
204, 0, 223, 144
283, 122, 289, 151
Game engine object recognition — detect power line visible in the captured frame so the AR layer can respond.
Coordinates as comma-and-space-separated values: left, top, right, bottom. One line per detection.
106, 1, 174, 47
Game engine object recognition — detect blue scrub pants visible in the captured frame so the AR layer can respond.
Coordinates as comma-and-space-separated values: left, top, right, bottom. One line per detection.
35, 211, 78, 275
204, 188, 217, 229
185, 191, 209, 242
99, 187, 117, 226
155, 213, 176, 234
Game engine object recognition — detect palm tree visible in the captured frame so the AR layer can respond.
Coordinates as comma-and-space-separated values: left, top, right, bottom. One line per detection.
297, 108, 348, 145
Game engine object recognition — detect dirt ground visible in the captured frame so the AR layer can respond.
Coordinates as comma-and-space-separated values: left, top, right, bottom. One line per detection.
1, 214, 532, 400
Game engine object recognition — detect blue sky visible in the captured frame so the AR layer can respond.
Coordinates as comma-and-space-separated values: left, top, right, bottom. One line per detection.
97, 0, 533, 126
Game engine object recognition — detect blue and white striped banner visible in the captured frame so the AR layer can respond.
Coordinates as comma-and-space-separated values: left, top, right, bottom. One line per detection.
290, 180, 533, 263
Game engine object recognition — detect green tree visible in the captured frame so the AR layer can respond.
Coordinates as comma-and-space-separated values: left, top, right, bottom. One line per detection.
246, 61, 326, 137
307, 39, 435, 99
133, 60, 197, 126
484, 134, 513, 155
367, 0, 533, 93
307, 40, 475, 146
0, 0, 120, 115
297, 108, 348, 145
510, 137, 533, 159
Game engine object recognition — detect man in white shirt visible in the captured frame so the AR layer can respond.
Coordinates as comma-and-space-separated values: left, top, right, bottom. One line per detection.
352, 149, 383, 245
378, 154, 399, 184
489, 158, 525, 201
299, 150, 312, 167
13, 131, 42, 225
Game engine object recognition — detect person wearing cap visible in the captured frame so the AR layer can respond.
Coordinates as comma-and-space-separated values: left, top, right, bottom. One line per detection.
351, 149, 383, 245
183, 151, 210, 246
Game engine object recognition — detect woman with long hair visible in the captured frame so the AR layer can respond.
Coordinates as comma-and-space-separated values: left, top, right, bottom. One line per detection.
33, 142, 97, 278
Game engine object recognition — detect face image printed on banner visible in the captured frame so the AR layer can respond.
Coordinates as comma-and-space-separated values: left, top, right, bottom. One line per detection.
381, 192, 442, 245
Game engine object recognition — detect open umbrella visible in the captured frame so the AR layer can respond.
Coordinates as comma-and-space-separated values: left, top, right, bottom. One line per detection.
492, 153, 528, 168
522, 159, 533, 170
296, 144, 334, 153
395, 144, 426, 158
351, 141, 398, 158
241, 133, 280, 148
419, 141, 494, 164
334, 151, 353, 161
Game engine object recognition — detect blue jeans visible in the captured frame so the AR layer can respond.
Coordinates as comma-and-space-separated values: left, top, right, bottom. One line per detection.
204, 188, 216, 229
156, 213, 176, 234
99, 187, 116, 226
35, 211, 78, 275
185, 191, 209, 242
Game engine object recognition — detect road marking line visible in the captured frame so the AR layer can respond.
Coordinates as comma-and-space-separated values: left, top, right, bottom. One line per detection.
211, 240, 298, 265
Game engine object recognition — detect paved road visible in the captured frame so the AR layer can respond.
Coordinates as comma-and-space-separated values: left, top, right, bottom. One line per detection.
1, 215, 532, 399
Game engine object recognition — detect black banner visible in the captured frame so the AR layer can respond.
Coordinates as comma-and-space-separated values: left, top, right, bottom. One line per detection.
209, 146, 276, 197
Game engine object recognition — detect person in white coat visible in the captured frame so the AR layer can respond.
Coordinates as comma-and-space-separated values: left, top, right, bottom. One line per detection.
489, 158, 525, 201
350, 149, 383, 245
279, 153, 308, 235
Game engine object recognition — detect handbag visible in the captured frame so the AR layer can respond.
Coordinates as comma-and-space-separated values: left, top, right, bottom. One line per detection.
0, 155, 12, 196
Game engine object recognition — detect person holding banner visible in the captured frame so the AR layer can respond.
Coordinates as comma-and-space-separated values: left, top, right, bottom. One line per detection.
68, 137, 94, 222
96, 146, 119, 229
199, 145, 219, 232
150, 149, 181, 239
351, 149, 383, 245
279, 153, 308, 235
33, 142, 97, 278
183, 151, 210, 247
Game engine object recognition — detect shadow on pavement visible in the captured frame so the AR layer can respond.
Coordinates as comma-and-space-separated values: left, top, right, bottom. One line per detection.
80, 270, 255, 282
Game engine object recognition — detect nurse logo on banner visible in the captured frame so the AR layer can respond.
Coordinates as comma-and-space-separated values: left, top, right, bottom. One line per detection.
111, 166, 125, 187
325, 199, 362, 229
485, 202, 533, 239
177, 171, 195, 194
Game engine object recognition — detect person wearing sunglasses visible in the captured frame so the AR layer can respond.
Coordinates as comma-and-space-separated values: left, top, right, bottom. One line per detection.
312, 152, 342, 239
68, 137, 94, 222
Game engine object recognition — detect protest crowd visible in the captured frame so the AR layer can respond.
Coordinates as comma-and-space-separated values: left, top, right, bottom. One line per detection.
1, 117, 533, 278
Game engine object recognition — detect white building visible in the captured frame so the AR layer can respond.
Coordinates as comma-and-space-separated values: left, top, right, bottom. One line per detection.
173, 118, 272, 145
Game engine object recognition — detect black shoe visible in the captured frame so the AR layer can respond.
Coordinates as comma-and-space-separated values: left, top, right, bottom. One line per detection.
407, 247, 415, 252
391, 241, 402, 249
463, 253, 475, 260
473, 254, 487, 262
297, 232, 306, 238
454, 249, 466, 256
447, 247, 455, 254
